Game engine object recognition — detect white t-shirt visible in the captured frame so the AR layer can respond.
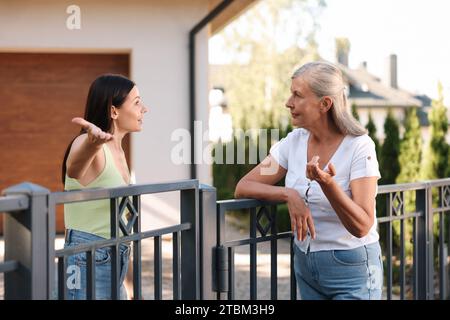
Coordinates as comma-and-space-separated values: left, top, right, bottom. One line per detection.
270, 128, 381, 252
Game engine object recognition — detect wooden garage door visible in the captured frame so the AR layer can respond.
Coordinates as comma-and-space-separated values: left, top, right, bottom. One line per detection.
0, 52, 130, 233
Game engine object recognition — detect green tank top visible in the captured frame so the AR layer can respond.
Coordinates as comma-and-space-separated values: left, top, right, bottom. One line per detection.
64, 143, 128, 239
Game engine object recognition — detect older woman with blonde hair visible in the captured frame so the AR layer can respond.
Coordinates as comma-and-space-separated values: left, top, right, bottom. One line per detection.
235, 61, 383, 300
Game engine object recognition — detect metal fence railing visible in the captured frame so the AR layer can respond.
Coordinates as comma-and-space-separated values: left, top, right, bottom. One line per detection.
0, 180, 200, 300
376, 180, 450, 300
0, 194, 29, 281
213, 199, 290, 300
1, 178, 449, 299
211, 179, 450, 300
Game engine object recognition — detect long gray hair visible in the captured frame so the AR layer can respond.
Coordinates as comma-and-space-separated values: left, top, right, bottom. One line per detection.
292, 61, 366, 136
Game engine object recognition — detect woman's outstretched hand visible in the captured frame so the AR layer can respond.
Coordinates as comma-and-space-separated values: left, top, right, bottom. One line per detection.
306, 156, 336, 185
286, 188, 315, 241
72, 117, 113, 145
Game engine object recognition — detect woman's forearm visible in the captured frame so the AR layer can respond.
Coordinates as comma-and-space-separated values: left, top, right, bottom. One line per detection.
235, 180, 291, 202
318, 180, 373, 238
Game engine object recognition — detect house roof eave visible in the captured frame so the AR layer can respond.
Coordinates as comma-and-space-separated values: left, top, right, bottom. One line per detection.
209, 0, 258, 35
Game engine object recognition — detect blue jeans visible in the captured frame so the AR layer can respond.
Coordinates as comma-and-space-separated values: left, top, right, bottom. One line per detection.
64, 229, 130, 300
293, 241, 384, 300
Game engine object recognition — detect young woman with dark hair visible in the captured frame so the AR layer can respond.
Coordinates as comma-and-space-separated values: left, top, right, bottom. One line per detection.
62, 74, 148, 300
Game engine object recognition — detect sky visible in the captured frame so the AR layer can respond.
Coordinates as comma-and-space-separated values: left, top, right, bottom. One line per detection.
209, 0, 450, 102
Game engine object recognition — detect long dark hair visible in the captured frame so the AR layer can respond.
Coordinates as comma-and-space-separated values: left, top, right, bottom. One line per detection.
62, 74, 135, 185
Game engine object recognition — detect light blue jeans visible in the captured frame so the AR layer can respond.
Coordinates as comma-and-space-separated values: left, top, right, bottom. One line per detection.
64, 229, 130, 300
293, 241, 384, 300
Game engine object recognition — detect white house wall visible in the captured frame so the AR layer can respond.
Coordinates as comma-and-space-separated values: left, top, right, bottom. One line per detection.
0, 0, 212, 230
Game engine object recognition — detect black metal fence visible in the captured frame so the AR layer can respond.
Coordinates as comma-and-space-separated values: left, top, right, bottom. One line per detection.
212, 179, 450, 300
376, 180, 450, 300
1, 178, 449, 299
0, 180, 200, 300
213, 199, 291, 300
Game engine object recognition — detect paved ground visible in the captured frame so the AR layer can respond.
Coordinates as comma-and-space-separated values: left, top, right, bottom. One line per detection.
0, 215, 293, 300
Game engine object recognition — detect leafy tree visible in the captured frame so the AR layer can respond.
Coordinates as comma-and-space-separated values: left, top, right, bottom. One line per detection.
209, 0, 326, 131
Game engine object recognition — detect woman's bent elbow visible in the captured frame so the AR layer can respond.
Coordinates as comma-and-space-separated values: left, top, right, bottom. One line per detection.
352, 226, 371, 238
66, 170, 76, 180
234, 181, 245, 198
66, 167, 82, 180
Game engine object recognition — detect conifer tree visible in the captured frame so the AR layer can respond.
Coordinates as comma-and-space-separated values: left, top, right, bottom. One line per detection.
351, 103, 360, 121
365, 111, 380, 158
420, 83, 450, 256
397, 108, 422, 184
395, 107, 422, 256
423, 82, 449, 179
380, 110, 400, 185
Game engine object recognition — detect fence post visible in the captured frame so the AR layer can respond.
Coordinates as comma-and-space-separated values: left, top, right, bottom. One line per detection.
199, 184, 217, 299
416, 185, 434, 299
2, 182, 50, 299
180, 181, 200, 299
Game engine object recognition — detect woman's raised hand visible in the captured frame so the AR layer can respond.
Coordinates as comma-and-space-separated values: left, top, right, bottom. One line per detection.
286, 188, 315, 241
306, 156, 336, 185
71, 117, 113, 145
